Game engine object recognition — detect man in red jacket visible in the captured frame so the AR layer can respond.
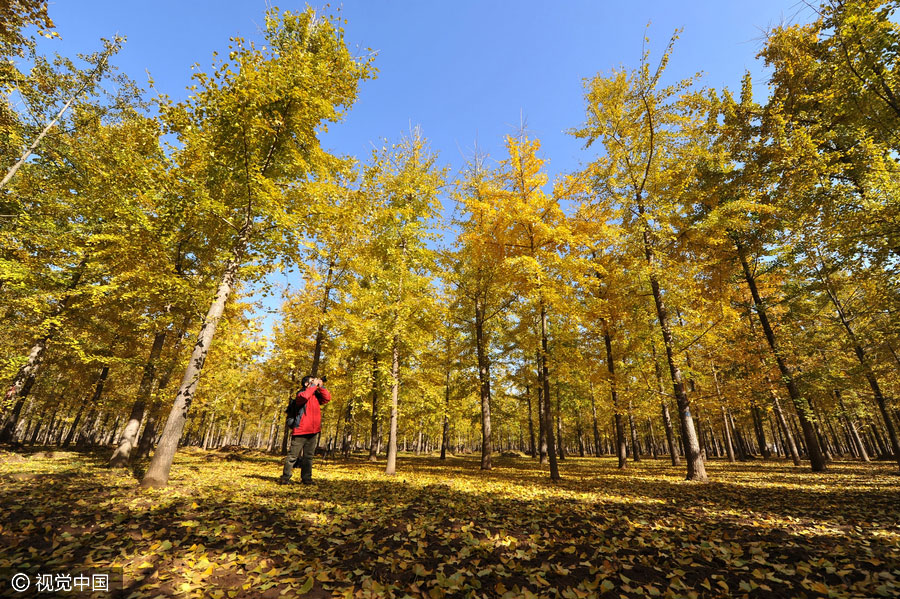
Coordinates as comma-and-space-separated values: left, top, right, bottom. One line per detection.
279, 375, 332, 485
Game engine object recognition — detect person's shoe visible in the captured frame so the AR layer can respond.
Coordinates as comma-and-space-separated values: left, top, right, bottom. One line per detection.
277, 478, 293, 485
301, 479, 316, 485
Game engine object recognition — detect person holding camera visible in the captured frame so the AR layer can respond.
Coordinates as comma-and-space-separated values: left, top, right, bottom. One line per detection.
279, 375, 331, 485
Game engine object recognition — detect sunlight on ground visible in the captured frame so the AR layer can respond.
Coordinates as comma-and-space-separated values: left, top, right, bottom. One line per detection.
1, 448, 898, 598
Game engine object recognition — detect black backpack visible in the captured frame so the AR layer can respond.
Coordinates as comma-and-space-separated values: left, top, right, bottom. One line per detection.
285, 395, 308, 429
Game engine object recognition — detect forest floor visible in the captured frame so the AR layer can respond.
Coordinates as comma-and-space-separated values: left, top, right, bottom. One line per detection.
0, 447, 898, 599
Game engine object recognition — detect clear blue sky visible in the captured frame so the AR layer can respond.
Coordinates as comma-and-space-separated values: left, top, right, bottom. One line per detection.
39, 0, 812, 328
44, 1, 810, 179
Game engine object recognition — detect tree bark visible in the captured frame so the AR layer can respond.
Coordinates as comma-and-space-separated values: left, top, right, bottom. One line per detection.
537, 351, 548, 464
836, 389, 869, 462
539, 302, 559, 480
141, 237, 244, 488
109, 331, 167, 466
527, 384, 537, 458
652, 342, 680, 466
601, 320, 628, 468
771, 392, 801, 465
556, 384, 565, 460
589, 382, 601, 458
384, 332, 400, 475
736, 239, 826, 471
821, 277, 900, 469
440, 368, 450, 460
644, 238, 706, 480
2, 261, 86, 442
310, 263, 335, 378
474, 302, 493, 470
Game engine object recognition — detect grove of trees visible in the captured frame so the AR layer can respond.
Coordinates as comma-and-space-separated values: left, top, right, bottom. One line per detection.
2, 0, 899, 488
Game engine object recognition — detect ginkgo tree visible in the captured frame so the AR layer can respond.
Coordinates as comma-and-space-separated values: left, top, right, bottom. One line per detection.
355, 130, 445, 475
141, 7, 374, 488
573, 36, 712, 481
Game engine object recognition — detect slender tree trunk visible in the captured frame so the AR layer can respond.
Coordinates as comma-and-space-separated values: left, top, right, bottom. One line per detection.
110, 331, 166, 466
539, 302, 559, 480
752, 406, 772, 458
369, 355, 380, 461
651, 342, 679, 466
601, 320, 628, 468
836, 390, 868, 462
721, 406, 736, 462
63, 381, 99, 448
868, 417, 889, 458
822, 283, 900, 469
635, 217, 706, 480
136, 317, 191, 459
809, 398, 833, 462
1, 262, 87, 442
526, 384, 537, 458
771, 392, 801, 465
646, 274, 705, 479
556, 384, 565, 461
440, 369, 450, 460
310, 264, 335, 377
627, 403, 641, 462
736, 239, 826, 471
0, 44, 117, 191
267, 402, 280, 453
646, 418, 658, 459
537, 351, 548, 464
731, 412, 751, 459
474, 304, 492, 470
385, 333, 401, 475
589, 382, 601, 458
141, 234, 245, 489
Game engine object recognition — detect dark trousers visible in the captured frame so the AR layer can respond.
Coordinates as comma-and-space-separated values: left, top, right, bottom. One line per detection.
281, 433, 319, 481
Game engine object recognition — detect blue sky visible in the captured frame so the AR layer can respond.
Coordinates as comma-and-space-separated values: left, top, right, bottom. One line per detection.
39, 0, 812, 329
44, 1, 810, 178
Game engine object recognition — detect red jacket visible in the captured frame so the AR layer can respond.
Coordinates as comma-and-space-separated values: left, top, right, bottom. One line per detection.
291, 384, 332, 435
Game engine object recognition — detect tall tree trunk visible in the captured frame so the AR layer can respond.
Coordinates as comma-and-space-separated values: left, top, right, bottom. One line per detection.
771, 392, 801, 465
636, 212, 706, 480
141, 236, 245, 489
711, 367, 735, 462
602, 320, 627, 468
752, 406, 772, 459
736, 239, 826, 471
821, 277, 900, 469
385, 333, 401, 475
537, 351, 548, 464
646, 418, 658, 458
556, 384, 565, 460
1, 261, 86, 442
627, 401, 641, 462
440, 368, 450, 460
310, 264, 335, 378
474, 303, 492, 470
136, 316, 191, 459
589, 382, 601, 457
369, 355, 380, 462
110, 331, 167, 466
730, 412, 750, 460
836, 389, 869, 462
527, 384, 537, 458
0, 43, 117, 191
645, 267, 706, 479
539, 302, 559, 480
652, 342, 680, 466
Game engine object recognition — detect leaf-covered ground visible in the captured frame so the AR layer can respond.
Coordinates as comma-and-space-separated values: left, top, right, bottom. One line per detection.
0, 448, 898, 599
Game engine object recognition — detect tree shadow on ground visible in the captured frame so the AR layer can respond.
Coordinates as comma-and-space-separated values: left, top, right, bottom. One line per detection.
0, 448, 898, 598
